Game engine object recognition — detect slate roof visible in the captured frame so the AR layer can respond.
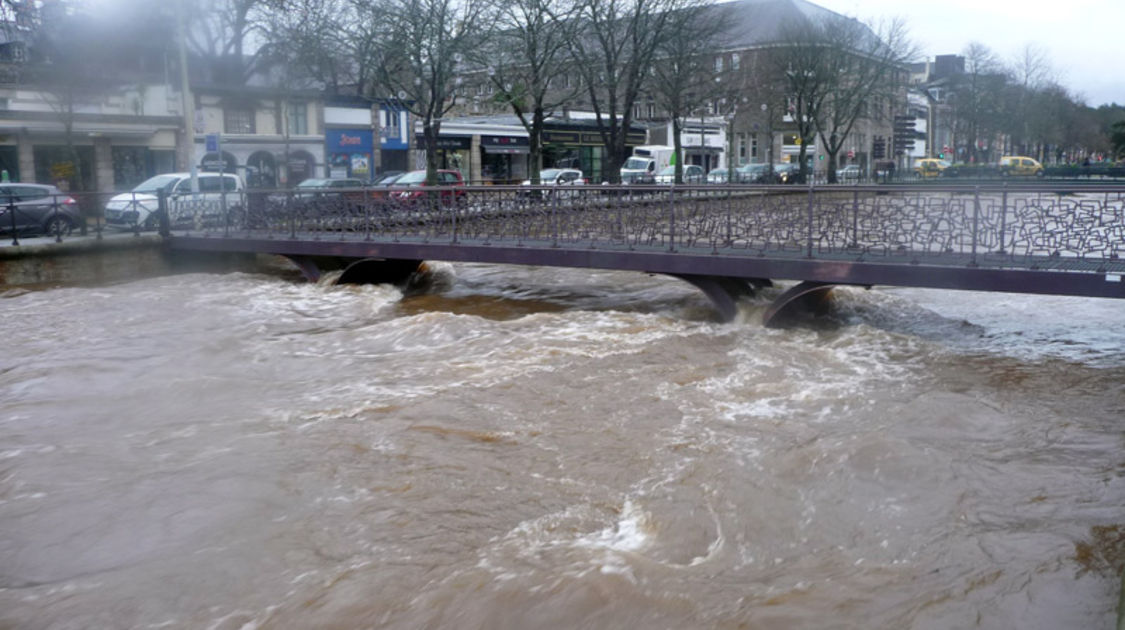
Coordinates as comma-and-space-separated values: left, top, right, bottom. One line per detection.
710, 0, 861, 50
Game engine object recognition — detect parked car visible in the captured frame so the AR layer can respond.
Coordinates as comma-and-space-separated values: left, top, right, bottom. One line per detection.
999, 155, 1044, 177
268, 177, 366, 204
913, 158, 949, 178
734, 163, 775, 183
0, 183, 80, 237
518, 168, 587, 197
372, 171, 405, 186
835, 164, 862, 180
390, 169, 466, 204
706, 167, 730, 184
773, 163, 800, 184
104, 172, 245, 230
654, 164, 705, 184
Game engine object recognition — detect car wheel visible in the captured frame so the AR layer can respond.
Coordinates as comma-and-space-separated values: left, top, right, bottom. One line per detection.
43, 214, 73, 237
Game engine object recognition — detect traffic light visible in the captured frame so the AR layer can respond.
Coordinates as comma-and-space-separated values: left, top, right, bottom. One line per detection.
938, 152, 945, 159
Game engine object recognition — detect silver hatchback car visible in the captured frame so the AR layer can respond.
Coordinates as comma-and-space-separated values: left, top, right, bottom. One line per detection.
0, 183, 81, 237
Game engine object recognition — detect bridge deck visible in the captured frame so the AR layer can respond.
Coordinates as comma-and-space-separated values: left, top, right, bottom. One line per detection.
163, 183, 1125, 300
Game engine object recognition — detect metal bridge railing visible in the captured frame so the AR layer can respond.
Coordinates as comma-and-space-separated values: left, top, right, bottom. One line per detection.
22, 182, 1125, 273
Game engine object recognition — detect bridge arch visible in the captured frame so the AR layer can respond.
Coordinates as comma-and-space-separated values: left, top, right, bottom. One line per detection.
760, 281, 838, 328
280, 255, 422, 287
668, 274, 772, 322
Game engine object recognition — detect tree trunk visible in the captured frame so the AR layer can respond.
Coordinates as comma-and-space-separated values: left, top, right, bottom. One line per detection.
423, 119, 441, 184
530, 107, 544, 185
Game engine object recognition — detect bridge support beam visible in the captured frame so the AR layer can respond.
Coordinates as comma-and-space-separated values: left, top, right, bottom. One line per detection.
282, 255, 422, 287
670, 274, 772, 322
761, 281, 836, 328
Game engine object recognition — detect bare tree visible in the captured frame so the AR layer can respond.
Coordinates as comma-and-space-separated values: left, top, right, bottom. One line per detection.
371, 0, 494, 183
948, 42, 1006, 163
568, 0, 697, 184
29, 0, 176, 190
262, 0, 349, 94
769, 13, 913, 183
186, 0, 281, 85
1004, 43, 1053, 158
770, 16, 832, 183
812, 16, 914, 183
483, 0, 582, 184
647, 1, 731, 183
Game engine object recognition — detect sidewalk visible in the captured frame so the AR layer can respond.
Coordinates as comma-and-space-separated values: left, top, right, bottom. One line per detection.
0, 229, 162, 255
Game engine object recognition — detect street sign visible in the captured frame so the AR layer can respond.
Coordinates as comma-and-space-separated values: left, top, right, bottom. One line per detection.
847, 150, 855, 159
205, 133, 219, 152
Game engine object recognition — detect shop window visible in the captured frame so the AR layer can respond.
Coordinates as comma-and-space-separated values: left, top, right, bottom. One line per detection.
34, 145, 94, 191
111, 146, 148, 191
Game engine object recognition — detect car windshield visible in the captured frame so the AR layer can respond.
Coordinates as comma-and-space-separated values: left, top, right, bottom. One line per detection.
657, 166, 677, 176
623, 157, 651, 170
132, 174, 181, 194
395, 171, 428, 185
297, 179, 331, 189
539, 169, 563, 180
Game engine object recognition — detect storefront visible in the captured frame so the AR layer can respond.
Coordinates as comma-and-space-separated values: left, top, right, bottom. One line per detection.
541, 127, 647, 183
414, 134, 473, 180
379, 103, 410, 174
326, 128, 374, 181
193, 138, 325, 189
480, 135, 529, 183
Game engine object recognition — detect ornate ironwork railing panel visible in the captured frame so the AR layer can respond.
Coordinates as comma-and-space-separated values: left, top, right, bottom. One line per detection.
171, 183, 1125, 273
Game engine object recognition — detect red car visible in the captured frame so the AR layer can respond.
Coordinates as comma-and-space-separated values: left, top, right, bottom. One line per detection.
390, 169, 466, 204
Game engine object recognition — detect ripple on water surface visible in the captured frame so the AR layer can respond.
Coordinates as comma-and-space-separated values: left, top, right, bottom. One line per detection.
0, 267, 1121, 629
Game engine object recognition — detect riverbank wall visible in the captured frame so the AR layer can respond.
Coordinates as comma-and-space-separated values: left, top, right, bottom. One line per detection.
0, 234, 269, 289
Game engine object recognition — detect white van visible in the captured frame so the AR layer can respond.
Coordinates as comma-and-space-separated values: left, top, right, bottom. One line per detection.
104, 172, 245, 230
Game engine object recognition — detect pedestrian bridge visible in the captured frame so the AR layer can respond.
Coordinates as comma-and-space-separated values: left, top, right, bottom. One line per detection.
162, 182, 1125, 326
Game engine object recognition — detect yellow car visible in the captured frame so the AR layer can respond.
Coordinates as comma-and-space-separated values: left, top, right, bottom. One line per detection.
999, 155, 1044, 177
913, 158, 949, 177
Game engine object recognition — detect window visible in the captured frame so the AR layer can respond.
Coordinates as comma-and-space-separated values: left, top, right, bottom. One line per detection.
731, 53, 740, 70
751, 136, 758, 158
287, 102, 308, 135
714, 56, 723, 72
224, 107, 255, 134
198, 176, 222, 193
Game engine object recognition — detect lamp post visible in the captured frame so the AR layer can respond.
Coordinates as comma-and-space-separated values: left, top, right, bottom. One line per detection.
762, 102, 775, 176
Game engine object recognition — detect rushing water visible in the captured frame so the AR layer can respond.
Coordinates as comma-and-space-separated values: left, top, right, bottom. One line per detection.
1, 262, 1122, 629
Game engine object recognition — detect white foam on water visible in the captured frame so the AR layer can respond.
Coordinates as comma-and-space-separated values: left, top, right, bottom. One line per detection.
574, 499, 652, 553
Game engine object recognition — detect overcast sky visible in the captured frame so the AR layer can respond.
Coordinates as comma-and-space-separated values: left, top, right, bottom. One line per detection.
814, 0, 1124, 107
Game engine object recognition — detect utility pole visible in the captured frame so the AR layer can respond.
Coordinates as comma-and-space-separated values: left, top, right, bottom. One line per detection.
176, 0, 199, 191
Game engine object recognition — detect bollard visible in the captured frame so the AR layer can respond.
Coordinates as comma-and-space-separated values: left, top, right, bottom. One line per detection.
158, 189, 171, 237
7, 192, 17, 246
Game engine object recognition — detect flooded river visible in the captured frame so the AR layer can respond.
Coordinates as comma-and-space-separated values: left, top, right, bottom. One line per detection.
1, 262, 1122, 629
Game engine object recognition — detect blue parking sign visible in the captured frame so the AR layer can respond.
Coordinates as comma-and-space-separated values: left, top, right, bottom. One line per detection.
205, 134, 219, 152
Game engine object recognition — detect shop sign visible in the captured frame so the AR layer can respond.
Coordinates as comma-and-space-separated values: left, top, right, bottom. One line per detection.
415, 134, 472, 150
326, 129, 373, 153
